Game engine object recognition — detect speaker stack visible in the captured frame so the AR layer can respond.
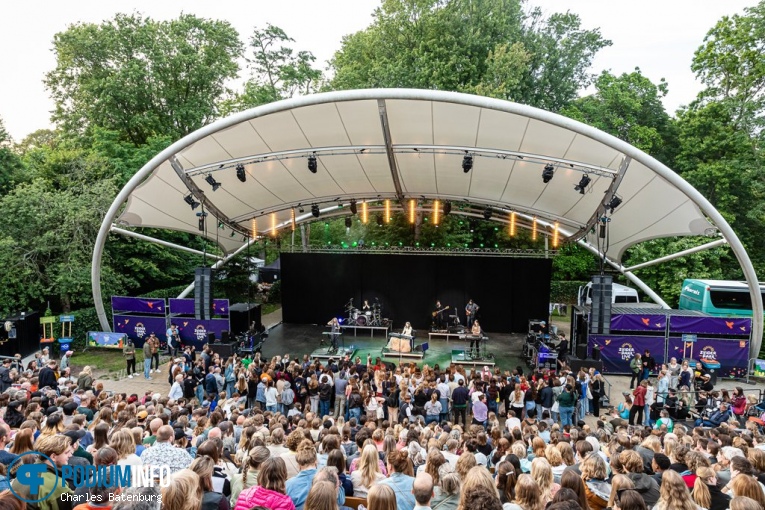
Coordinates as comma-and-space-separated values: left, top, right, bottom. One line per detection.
195, 267, 213, 320
589, 275, 612, 335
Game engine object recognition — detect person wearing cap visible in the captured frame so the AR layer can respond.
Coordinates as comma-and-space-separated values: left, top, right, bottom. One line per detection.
64, 428, 93, 466
11, 435, 74, 508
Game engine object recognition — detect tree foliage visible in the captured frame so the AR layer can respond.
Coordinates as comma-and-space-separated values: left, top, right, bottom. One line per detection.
330, 0, 610, 111
45, 13, 242, 146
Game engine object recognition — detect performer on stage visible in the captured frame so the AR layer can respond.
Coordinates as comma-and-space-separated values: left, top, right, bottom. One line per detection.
362, 300, 371, 311
387, 321, 413, 352
470, 320, 483, 356
465, 299, 480, 327
326, 317, 340, 351
433, 300, 448, 330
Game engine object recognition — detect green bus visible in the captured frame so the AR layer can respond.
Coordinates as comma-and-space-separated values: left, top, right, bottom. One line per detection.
679, 279, 765, 317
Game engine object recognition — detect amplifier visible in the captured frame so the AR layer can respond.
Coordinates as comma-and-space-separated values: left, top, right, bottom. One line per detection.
565, 354, 603, 374
209, 342, 237, 358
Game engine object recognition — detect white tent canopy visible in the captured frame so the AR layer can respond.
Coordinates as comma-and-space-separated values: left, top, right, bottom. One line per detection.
92, 89, 762, 353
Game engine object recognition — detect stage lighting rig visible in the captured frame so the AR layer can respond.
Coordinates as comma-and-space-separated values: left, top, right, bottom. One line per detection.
462, 153, 473, 173
443, 201, 452, 215
607, 195, 622, 213
345, 217, 352, 228
311, 204, 320, 218
184, 194, 200, 210
350, 199, 357, 215
542, 164, 555, 183
205, 174, 222, 191
236, 164, 246, 182
483, 208, 492, 220
574, 174, 591, 194
307, 154, 318, 173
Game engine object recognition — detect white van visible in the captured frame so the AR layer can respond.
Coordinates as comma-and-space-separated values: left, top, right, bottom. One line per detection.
578, 281, 639, 306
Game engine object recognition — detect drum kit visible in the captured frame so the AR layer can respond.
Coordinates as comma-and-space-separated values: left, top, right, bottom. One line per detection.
345, 298, 388, 327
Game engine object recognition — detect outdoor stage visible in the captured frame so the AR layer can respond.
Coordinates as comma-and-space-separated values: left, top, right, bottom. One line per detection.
259, 323, 524, 370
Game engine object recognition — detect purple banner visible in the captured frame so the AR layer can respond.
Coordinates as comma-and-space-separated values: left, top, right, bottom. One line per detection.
169, 299, 230, 316
175, 318, 231, 349
667, 337, 750, 378
610, 314, 667, 332
113, 315, 167, 347
669, 316, 751, 336
111, 296, 166, 315
588, 335, 666, 375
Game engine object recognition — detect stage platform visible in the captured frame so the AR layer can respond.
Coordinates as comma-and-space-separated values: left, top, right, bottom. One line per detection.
428, 331, 465, 341
260, 323, 523, 370
450, 349, 495, 368
341, 325, 390, 337
311, 346, 357, 361
380, 347, 424, 361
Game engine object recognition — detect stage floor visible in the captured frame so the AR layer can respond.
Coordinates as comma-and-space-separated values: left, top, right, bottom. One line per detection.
260, 323, 526, 371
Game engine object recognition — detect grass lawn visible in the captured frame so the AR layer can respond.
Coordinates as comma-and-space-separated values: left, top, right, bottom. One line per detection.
70, 349, 169, 380
261, 302, 281, 316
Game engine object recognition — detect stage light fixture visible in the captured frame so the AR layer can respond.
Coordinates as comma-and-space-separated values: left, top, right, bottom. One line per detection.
217, 221, 225, 229
298, 205, 305, 213
483, 207, 492, 220
291, 209, 296, 231
345, 216, 352, 228
205, 174, 222, 191
443, 201, 452, 216
409, 199, 416, 224
196, 211, 207, 232
385, 200, 391, 223
607, 195, 623, 213
509, 211, 516, 236
236, 164, 246, 182
542, 163, 555, 183
251, 218, 257, 239
574, 174, 591, 194
350, 199, 357, 215
270, 213, 277, 237
532, 216, 537, 241
433, 200, 440, 225
376, 214, 384, 226
361, 201, 368, 224
307, 154, 318, 173
311, 204, 320, 218
462, 153, 473, 173
184, 194, 200, 210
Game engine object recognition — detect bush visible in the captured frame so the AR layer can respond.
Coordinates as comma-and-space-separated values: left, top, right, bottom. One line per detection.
268, 280, 281, 303
549, 281, 587, 304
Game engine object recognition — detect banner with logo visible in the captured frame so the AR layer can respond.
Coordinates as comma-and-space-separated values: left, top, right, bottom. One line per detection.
610, 314, 667, 332
169, 298, 230, 316
87, 331, 128, 349
668, 316, 751, 336
176, 318, 231, 348
667, 336, 750, 378
113, 315, 167, 347
588, 335, 666, 374
111, 296, 166, 315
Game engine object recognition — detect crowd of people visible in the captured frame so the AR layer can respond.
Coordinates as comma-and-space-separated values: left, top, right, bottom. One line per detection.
0, 344, 763, 510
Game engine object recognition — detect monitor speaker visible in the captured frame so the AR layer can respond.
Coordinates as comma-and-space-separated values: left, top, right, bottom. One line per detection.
195, 268, 213, 320
589, 275, 612, 335
208, 332, 216, 344
576, 345, 588, 359
221, 330, 229, 343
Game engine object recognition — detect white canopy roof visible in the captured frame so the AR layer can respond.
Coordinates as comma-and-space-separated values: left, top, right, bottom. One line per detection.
94, 88, 762, 355
117, 89, 712, 260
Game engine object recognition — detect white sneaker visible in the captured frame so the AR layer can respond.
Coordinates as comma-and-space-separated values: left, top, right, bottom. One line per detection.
128, 375, 133, 379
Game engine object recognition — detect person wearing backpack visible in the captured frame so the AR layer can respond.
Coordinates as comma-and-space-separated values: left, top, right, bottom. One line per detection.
281, 381, 295, 415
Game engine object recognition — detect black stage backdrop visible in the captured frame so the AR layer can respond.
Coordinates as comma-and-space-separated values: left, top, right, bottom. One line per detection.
281, 254, 551, 333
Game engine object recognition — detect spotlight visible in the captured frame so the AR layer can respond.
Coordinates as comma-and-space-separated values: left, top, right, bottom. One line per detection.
443, 201, 452, 215
607, 195, 623, 213
345, 217, 352, 228
574, 174, 591, 194
196, 211, 207, 232
483, 208, 492, 220
205, 174, 221, 191
307, 154, 318, 173
183, 194, 200, 210
376, 214, 384, 226
311, 204, 320, 218
542, 164, 555, 183
350, 199, 357, 215
462, 153, 473, 173
236, 164, 246, 183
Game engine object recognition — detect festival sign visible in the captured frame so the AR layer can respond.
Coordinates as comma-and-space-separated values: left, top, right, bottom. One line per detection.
112, 315, 167, 347
168, 298, 230, 316
111, 296, 166, 315
176, 318, 231, 348
610, 314, 667, 332
669, 316, 751, 336
667, 336, 749, 378
588, 335, 666, 374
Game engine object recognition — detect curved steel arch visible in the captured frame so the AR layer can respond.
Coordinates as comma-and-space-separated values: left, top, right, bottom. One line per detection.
92, 88, 762, 355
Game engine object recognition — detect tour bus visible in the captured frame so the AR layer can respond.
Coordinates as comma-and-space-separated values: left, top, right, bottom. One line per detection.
577, 281, 639, 306
679, 279, 765, 317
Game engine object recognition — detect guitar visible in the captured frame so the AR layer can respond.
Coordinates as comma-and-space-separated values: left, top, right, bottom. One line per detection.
432, 306, 450, 317
466, 305, 480, 316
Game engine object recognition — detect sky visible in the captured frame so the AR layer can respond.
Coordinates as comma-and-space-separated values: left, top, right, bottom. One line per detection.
0, 0, 755, 141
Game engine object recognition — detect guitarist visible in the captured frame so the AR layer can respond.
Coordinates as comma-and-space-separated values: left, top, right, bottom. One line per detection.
465, 299, 480, 327
432, 300, 449, 330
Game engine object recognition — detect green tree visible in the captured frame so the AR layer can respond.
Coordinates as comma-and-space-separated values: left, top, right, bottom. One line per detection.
220, 24, 323, 115
0, 117, 24, 192
330, 0, 610, 110
45, 13, 242, 146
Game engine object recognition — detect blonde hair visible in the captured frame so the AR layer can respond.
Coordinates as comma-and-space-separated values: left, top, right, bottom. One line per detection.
513, 474, 543, 510
731, 496, 765, 510
544, 444, 563, 467
731, 475, 765, 508
581, 453, 607, 481
161, 469, 202, 510
296, 440, 318, 467
305, 480, 337, 510
655, 469, 697, 510
190, 456, 215, 492
457, 466, 499, 510
456, 451, 476, 480
531, 458, 554, 504
608, 474, 635, 508
109, 430, 136, 460
34, 435, 71, 457
691, 466, 716, 509
359, 444, 382, 488
367, 484, 396, 510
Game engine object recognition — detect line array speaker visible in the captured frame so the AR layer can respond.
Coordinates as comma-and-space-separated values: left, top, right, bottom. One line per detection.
589, 274, 612, 335
195, 267, 213, 320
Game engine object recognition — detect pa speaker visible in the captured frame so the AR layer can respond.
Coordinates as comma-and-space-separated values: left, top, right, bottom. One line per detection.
221, 330, 229, 343
589, 275, 612, 335
195, 267, 213, 320
208, 332, 216, 344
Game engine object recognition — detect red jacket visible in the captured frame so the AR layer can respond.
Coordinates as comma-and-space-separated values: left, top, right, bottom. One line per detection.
632, 386, 646, 407
732, 395, 747, 416
234, 486, 295, 510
